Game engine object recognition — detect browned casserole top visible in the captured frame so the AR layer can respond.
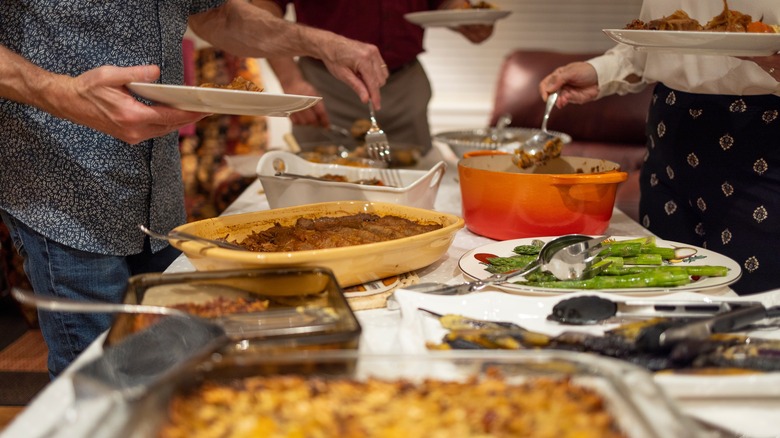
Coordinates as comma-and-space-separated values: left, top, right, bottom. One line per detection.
234, 213, 442, 252
159, 369, 626, 438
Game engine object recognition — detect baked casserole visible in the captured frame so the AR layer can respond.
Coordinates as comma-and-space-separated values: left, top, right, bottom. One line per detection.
159, 368, 626, 438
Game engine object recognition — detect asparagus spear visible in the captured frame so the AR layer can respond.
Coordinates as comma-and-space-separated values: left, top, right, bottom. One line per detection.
599, 265, 729, 277
622, 253, 664, 265
519, 268, 693, 289
484, 254, 536, 274
599, 242, 676, 260
482, 237, 729, 289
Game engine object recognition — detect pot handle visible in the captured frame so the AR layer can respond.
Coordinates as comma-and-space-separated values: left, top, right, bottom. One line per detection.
548, 171, 628, 185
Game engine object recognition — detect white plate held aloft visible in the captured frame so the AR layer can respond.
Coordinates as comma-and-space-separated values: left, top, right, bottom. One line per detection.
126, 82, 321, 117
404, 9, 510, 28
603, 29, 780, 56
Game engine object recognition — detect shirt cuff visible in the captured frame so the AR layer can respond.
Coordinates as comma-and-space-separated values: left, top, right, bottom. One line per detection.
587, 45, 649, 99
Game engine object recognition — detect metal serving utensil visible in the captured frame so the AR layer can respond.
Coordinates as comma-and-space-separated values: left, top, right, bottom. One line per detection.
139, 224, 246, 251
386, 235, 608, 309
365, 101, 391, 163
490, 113, 513, 143
272, 171, 387, 186
513, 91, 563, 168
11, 287, 336, 339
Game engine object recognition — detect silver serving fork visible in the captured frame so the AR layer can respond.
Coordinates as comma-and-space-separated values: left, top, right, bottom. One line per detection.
365, 101, 391, 163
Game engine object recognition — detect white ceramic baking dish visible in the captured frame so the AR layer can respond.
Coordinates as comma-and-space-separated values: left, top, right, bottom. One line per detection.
256, 150, 446, 209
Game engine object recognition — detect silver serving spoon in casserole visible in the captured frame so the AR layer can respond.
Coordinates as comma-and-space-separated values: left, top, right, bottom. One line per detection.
139, 224, 246, 251
513, 91, 563, 169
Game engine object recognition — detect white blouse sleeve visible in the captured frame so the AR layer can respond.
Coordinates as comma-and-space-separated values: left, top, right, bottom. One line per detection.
587, 44, 652, 99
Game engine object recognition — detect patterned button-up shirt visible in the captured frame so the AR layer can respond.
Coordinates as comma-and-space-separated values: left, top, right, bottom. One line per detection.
0, 0, 225, 255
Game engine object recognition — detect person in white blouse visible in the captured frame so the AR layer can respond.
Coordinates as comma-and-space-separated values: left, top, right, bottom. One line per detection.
539, 0, 780, 295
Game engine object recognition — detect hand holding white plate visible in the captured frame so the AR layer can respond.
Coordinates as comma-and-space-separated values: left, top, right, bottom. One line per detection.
126, 82, 321, 117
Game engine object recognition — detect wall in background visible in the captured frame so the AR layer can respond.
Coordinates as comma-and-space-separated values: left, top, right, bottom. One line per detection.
262, 0, 643, 148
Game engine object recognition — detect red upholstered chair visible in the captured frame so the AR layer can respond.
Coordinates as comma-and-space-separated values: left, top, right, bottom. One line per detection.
489, 50, 654, 221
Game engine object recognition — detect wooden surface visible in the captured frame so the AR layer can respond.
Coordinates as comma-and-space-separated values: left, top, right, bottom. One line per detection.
0, 407, 24, 432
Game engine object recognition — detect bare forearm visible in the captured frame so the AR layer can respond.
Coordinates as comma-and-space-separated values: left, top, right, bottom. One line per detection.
249, 0, 301, 84
191, 0, 388, 109
190, 0, 338, 61
0, 45, 65, 115
0, 44, 206, 144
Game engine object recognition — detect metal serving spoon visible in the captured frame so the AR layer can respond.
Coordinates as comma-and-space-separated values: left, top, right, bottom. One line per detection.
139, 224, 246, 251
11, 287, 334, 339
513, 91, 563, 168
386, 235, 607, 310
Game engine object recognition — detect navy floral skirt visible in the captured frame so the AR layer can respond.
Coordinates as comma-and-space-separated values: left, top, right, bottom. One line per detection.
639, 83, 780, 295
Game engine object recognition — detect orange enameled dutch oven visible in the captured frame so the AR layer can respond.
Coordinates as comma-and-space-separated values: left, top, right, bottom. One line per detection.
458, 151, 627, 240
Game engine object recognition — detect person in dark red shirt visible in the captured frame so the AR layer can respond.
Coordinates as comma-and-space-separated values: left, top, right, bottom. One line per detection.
252, 0, 494, 154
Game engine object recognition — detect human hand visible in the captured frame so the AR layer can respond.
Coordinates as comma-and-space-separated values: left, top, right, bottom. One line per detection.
318, 37, 388, 110
281, 78, 330, 127
538, 62, 599, 107
737, 53, 780, 81
50, 65, 209, 144
453, 24, 494, 43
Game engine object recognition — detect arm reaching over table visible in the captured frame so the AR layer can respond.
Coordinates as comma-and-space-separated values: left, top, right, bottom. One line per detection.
191, 0, 388, 112
245, 0, 497, 153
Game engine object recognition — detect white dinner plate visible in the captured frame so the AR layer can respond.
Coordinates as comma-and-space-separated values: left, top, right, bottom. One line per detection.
404, 9, 510, 28
603, 29, 780, 56
392, 288, 780, 398
458, 235, 742, 295
126, 82, 321, 117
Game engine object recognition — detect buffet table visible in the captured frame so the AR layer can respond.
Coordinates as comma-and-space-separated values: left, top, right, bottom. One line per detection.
3, 145, 780, 438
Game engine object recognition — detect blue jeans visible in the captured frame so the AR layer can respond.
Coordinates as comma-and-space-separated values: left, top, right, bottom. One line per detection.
1, 212, 181, 378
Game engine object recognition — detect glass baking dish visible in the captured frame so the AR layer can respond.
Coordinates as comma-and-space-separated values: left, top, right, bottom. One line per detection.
105, 267, 361, 355
108, 350, 698, 438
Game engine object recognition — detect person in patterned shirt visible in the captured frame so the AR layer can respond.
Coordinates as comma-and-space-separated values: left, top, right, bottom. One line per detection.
538, 0, 780, 295
0, 0, 388, 377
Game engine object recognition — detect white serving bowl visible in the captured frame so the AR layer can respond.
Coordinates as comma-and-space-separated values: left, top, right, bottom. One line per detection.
256, 151, 446, 209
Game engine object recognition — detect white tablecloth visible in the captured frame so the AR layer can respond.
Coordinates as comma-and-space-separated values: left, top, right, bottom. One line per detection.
4, 145, 780, 438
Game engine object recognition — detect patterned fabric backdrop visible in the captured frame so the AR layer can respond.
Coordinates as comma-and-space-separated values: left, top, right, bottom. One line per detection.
180, 40, 269, 221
